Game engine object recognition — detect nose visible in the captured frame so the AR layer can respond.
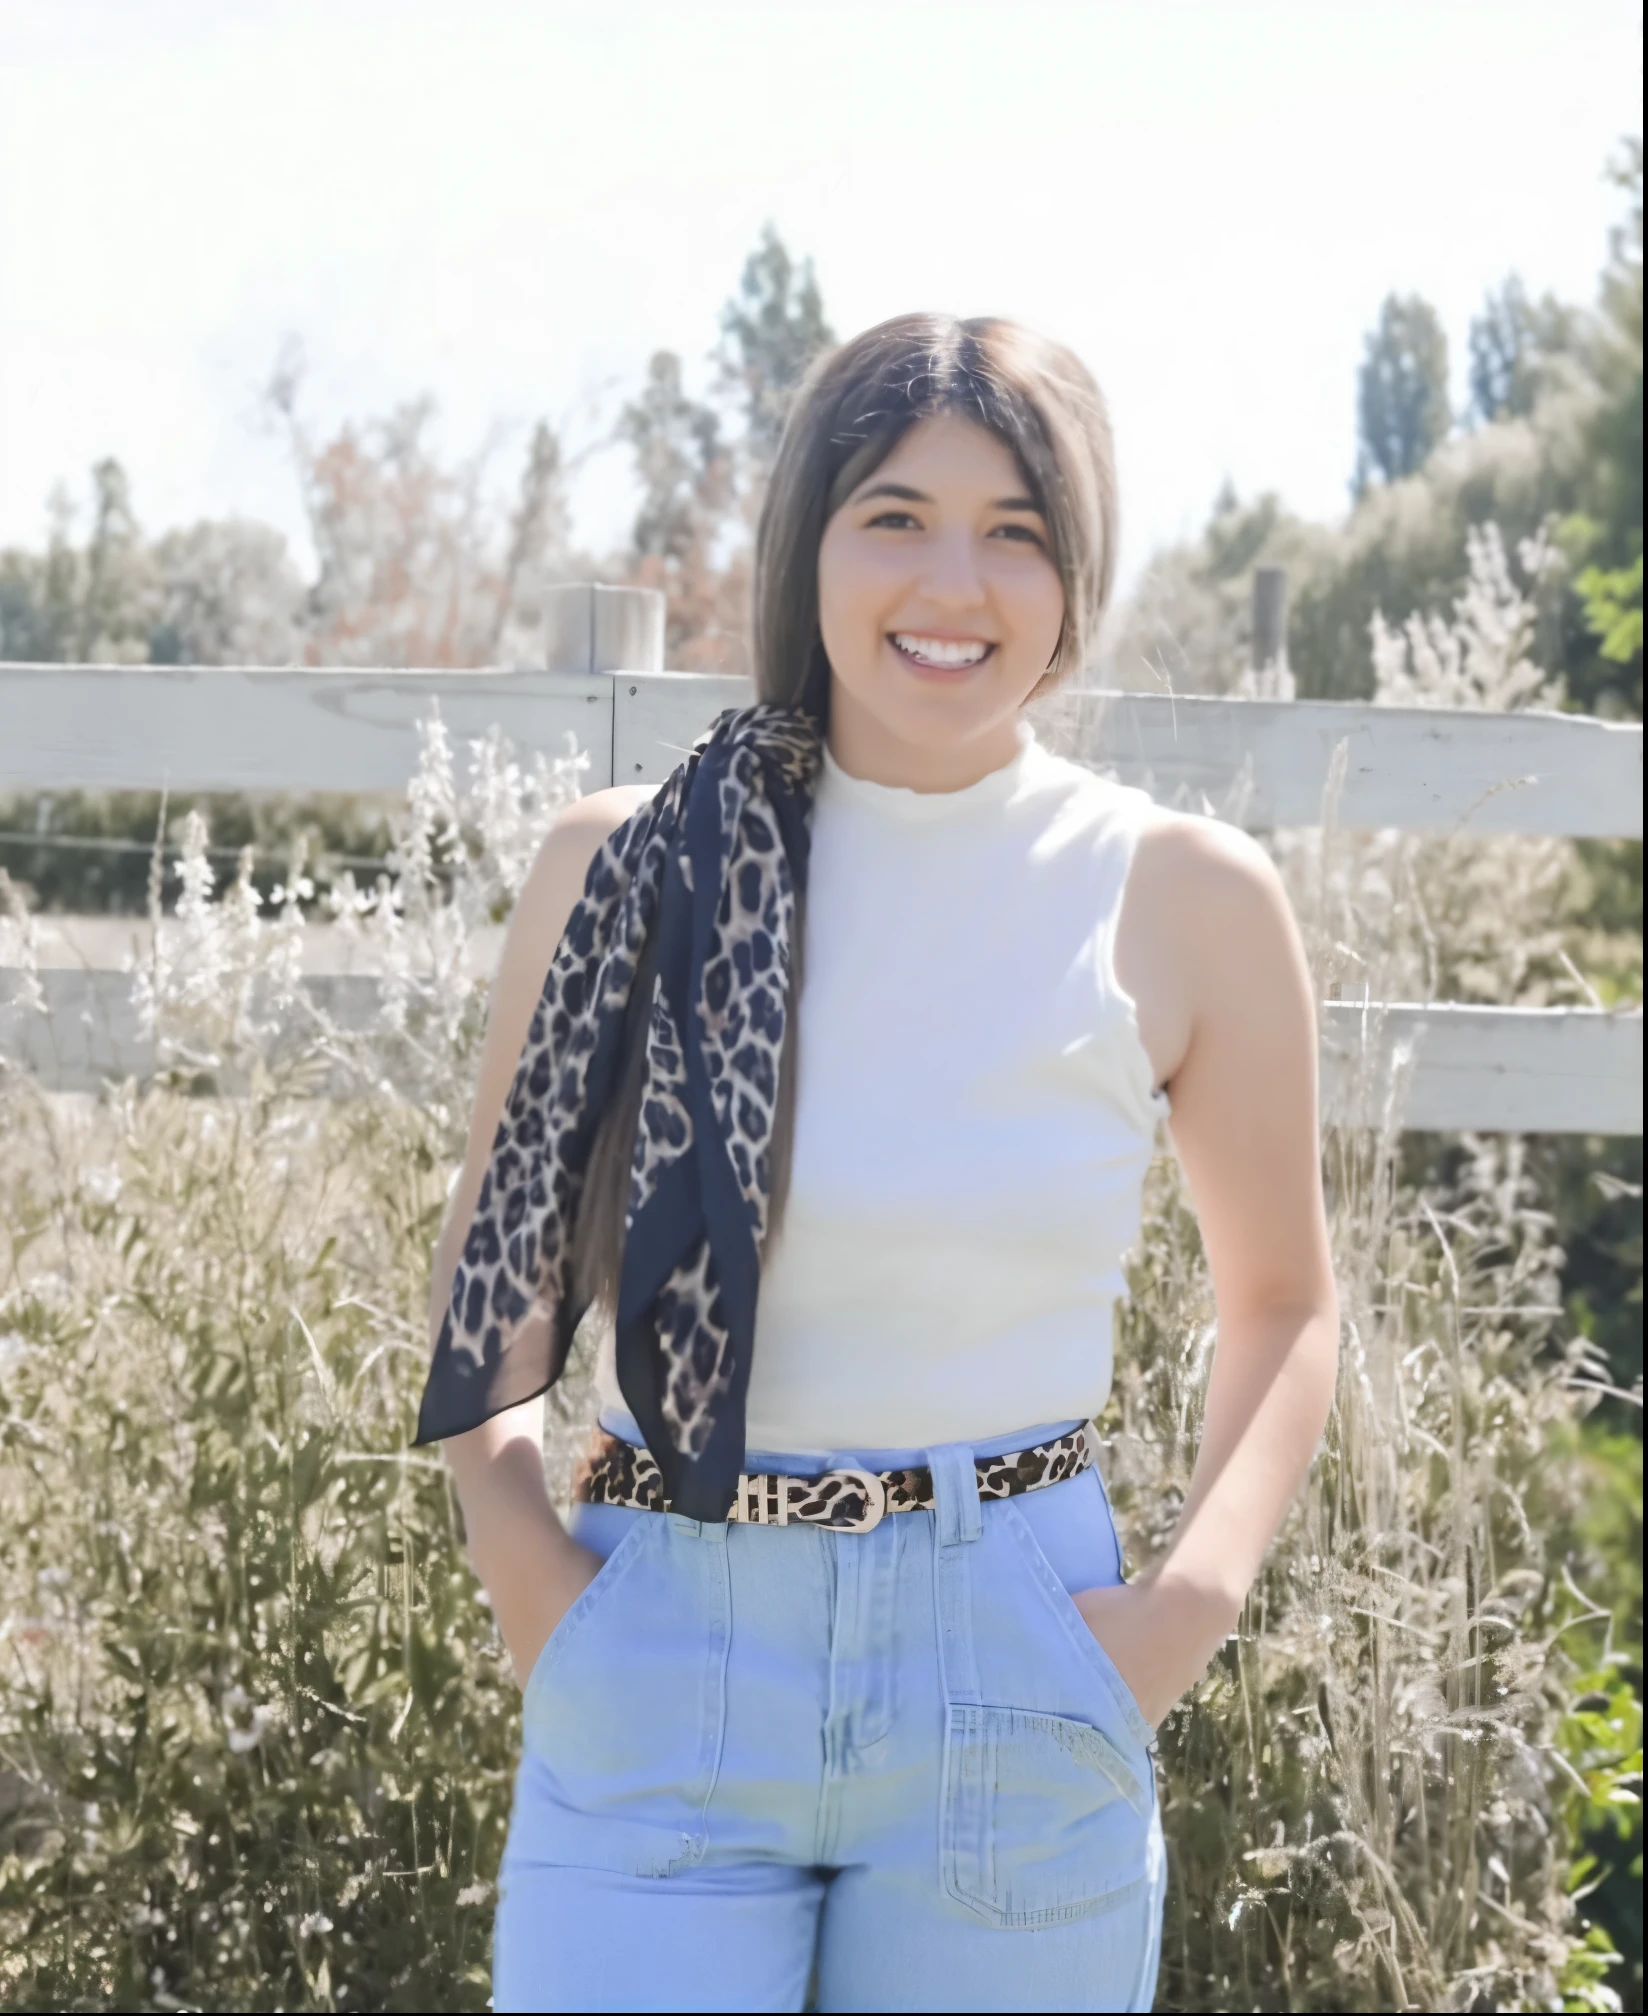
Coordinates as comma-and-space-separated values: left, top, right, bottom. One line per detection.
920, 525, 988, 609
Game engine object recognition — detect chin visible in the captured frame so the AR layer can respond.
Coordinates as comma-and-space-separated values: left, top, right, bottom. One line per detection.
884, 682, 1019, 749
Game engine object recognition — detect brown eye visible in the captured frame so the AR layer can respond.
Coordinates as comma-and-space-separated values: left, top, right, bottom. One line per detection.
867, 509, 921, 530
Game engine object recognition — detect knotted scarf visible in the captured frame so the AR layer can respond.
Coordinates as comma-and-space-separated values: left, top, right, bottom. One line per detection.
413, 702, 824, 1522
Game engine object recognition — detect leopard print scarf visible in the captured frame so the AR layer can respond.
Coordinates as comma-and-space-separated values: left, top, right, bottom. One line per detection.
413, 702, 823, 1522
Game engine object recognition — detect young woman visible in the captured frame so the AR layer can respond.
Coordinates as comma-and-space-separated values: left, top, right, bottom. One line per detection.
415, 315, 1340, 2013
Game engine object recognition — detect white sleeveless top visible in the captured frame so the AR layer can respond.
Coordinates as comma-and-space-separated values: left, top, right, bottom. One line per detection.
595, 716, 1170, 1458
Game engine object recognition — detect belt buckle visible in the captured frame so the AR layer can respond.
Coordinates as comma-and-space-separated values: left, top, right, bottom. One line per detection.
825, 1467, 885, 1534
731, 1473, 786, 1525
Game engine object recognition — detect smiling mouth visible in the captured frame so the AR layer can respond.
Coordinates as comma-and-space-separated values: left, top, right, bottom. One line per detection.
889, 632, 995, 671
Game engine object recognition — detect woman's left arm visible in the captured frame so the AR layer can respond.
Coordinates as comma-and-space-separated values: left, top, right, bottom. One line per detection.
1076, 818, 1341, 1727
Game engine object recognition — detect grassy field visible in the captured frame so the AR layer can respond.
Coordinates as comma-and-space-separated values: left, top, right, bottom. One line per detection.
0, 1056, 1634, 2010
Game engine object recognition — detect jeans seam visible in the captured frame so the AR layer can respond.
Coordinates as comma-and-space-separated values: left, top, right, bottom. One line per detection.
686, 1527, 732, 1865
949, 1869, 1154, 1930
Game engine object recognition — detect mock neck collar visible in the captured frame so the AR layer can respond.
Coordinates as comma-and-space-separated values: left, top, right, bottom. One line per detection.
819, 718, 1038, 823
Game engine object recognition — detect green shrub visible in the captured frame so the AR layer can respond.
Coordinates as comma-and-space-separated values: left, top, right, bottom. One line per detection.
0, 1086, 513, 2010
1112, 1126, 1639, 2012
0, 1068, 1632, 2012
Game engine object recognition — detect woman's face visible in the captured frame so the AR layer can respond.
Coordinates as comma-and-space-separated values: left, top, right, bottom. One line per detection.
816, 412, 1065, 784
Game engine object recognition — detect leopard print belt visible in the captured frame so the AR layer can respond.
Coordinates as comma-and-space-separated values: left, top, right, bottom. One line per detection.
573, 1424, 1097, 1533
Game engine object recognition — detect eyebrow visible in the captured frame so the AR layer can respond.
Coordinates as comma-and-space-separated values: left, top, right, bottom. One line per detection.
853, 481, 1045, 513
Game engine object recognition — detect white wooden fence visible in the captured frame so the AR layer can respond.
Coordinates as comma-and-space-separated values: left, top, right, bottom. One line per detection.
2, 583, 1641, 1134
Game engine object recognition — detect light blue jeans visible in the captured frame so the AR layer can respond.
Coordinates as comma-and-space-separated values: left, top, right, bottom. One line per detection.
494, 1424, 1167, 2012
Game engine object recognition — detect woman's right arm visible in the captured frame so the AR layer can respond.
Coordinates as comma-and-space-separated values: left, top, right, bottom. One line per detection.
429, 785, 652, 1687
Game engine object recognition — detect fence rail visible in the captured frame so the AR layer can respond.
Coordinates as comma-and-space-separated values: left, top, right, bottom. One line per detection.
1, 662, 1639, 837
1, 585, 1640, 1132
5, 970, 1634, 1134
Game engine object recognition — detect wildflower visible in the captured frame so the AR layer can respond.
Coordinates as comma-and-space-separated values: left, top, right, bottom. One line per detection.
0, 869, 45, 1021
456, 1881, 492, 1907
298, 1912, 333, 1938
221, 1686, 277, 1754
78, 1165, 122, 1206
1371, 523, 1564, 713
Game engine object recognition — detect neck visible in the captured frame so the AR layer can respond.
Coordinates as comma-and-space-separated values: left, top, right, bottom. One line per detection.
825, 681, 1027, 793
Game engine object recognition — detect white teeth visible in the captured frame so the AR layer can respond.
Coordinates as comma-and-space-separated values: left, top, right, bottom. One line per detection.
892, 633, 990, 667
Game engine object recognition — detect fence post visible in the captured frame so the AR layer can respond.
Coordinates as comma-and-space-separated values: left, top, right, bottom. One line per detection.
1252, 566, 1288, 672
540, 584, 666, 790
541, 584, 666, 677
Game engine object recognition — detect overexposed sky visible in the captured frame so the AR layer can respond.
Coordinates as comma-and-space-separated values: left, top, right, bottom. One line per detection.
1, 0, 1641, 598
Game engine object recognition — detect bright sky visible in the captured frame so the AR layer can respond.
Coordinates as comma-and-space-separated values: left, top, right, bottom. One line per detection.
1, 0, 1641, 600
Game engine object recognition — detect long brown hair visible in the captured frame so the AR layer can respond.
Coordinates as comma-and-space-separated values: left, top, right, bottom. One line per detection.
574, 313, 1121, 1317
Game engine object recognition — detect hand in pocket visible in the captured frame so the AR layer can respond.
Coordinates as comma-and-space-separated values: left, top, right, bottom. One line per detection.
508, 1536, 605, 1689
1072, 1575, 1238, 1729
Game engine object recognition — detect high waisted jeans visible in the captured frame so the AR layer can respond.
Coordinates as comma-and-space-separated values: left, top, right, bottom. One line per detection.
494, 1425, 1167, 2012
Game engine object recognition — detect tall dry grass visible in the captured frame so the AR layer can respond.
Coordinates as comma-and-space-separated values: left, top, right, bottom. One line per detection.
0, 527, 1638, 2010
1055, 524, 1636, 2010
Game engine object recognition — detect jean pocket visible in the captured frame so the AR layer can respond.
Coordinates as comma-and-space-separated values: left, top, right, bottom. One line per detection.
520, 1512, 655, 1711
516, 1514, 729, 1878
1000, 1501, 1158, 1755
942, 1702, 1153, 1927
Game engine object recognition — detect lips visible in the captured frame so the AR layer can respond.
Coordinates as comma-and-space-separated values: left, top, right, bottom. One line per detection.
889, 632, 995, 671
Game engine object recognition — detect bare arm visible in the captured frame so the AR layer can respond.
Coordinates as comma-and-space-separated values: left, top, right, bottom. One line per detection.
1078, 818, 1341, 1723
431, 785, 652, 1686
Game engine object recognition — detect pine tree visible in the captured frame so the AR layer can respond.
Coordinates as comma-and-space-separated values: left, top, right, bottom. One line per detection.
493, 421, 573, 664
1354, 293, 1451, 494
717, 224, 834, 475
1467, 274, 1579, 425
618, 352, 742, 670
619, 352, 727, 564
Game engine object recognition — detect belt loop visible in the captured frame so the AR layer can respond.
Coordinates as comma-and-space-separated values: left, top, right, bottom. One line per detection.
927, 1441, 983, 1708
926, 1442, 983, 1548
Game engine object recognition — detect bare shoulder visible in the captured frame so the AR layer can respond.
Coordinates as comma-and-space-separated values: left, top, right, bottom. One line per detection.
1124, 807, 1329, 1319
438, 780, 658, 1272
1133, 804, 1301, 991
521, 783, 655, 904
538, 782, 655, 861
554, 781, 657, 833
494, 784, 654, 995
1138, 807, 1313, 1022
1133, 803, 1285, 915
1118, 805, 1300, 1092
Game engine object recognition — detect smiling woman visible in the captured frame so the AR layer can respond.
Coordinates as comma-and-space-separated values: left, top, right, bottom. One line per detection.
752, 317, 1118, 793
817, 414, 1069, 784
416, 313, 1339, 2013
